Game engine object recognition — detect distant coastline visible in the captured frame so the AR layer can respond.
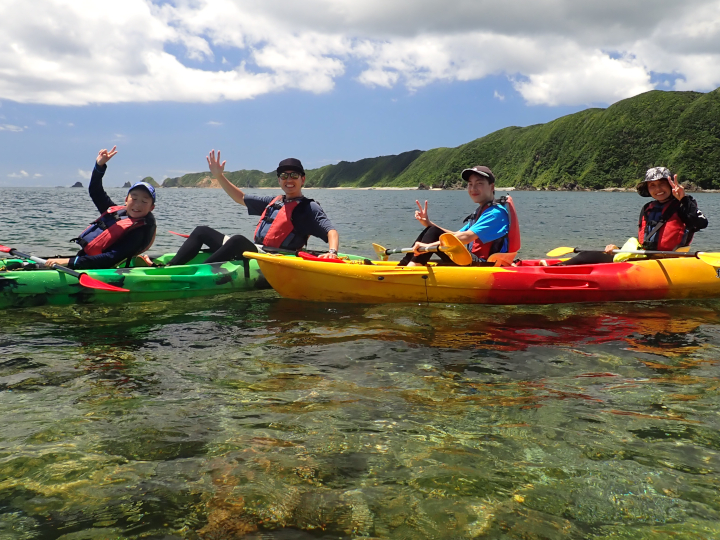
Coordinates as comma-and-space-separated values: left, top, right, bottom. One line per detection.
158, 185, 720, 193
157, 88, 720, 192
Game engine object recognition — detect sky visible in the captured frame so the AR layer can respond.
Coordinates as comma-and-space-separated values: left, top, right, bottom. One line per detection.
1, 0, 719, 186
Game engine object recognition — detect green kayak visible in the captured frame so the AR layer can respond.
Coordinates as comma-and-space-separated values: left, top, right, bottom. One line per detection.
0, 251, 362, 310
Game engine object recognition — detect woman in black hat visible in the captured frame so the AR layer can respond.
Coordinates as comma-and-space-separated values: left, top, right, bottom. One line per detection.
562, 167, 708, 265
168, 150, 339, 265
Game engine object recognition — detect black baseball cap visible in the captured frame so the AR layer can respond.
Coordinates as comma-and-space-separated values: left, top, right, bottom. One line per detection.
276, 158, 305, 176
461, 165, 495, 183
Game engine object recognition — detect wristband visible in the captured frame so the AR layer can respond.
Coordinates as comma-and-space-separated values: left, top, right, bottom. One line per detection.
328, 248, 338, 255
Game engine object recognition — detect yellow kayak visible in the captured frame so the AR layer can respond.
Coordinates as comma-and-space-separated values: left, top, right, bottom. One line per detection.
243, 252, 720, 304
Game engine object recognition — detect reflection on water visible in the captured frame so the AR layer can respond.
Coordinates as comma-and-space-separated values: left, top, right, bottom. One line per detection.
2, 295, 720, 539
3, 188, 720, 538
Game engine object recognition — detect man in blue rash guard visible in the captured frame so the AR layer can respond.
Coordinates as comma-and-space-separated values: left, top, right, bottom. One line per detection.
45, 146, 157, 270
399, 165, 510, 266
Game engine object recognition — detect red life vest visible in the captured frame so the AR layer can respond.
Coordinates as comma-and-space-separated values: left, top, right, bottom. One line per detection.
253, 196, 312, 249
74, 205, 155, 256
467, 196, 522, 260
638, 199, 693, 251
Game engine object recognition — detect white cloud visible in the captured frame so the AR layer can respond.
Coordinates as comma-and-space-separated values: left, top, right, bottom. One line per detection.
206, 121, 222, 126
78, 168, 91, 178
34, 173, 42, 177
8, 170, 29, 178
0, 0, 717, 107
494, 91, 505, 101
0, 124, 23, 132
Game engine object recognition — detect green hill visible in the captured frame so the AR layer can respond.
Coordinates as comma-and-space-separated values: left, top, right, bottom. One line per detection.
141, 176, 160, 188
161, 87, 720, 190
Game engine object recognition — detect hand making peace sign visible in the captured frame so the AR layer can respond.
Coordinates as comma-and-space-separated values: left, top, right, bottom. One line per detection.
414, 200, 431, 227
96, 146, 118, 166
668, 174, 685, 201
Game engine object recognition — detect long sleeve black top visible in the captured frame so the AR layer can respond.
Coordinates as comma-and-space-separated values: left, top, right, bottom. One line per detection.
68, 163, 155, 270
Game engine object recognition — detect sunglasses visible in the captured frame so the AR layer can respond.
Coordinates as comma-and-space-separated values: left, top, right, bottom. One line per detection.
278, 172, 302, 180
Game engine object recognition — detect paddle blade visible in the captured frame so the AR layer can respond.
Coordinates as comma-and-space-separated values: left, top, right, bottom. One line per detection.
372, 243, 389, 261
0, 244, 12, 253
487, 252, 517, 267
169, 230, 190, 238
78, 273, 129, 292
438, 234, 472, 266
546, 247, 576, 257
697, 253, 720, 267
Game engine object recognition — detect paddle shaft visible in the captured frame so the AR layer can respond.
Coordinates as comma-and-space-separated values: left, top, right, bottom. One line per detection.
382, 245, 452, 256
4, 247, 84, 278
611, 249, 699, 257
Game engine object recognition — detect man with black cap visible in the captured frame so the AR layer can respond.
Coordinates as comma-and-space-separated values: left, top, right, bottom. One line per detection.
400, 165, 514, 266
168, 150, 339, 265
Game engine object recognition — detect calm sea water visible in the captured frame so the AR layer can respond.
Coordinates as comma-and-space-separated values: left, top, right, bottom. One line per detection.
2, 187, 720, 539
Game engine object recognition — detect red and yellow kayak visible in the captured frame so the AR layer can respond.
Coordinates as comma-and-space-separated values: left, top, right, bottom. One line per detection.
243, 252, 720, 304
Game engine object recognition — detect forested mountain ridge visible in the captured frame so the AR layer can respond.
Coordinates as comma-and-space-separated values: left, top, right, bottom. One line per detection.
161, 87, 720, 190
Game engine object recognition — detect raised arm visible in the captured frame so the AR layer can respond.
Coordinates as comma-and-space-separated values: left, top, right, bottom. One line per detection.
88, 146, 119, 214
207, 149, 247, 206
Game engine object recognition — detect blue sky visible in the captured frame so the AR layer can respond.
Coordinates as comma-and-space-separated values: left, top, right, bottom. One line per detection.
1, 0, 719, 186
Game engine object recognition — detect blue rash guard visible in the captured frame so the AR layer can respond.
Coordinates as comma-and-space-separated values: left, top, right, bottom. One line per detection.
244, 194, 336, 248
67, 163, 156, 270
459, 204, 510, 253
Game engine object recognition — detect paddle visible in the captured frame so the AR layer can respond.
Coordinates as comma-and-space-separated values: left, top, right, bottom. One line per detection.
0, 245, 129, 292
373, 233, 473, 266
546, 246, 720, 266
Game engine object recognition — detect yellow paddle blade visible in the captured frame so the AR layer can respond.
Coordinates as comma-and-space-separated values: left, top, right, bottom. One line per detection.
438, 233, 472, 266
546, 247, 576, 257
488, 252, 517, 267
372, 243, 389, 261
697, 253, 720, 267
613, 238, 642, 262
675, 246, 691, 253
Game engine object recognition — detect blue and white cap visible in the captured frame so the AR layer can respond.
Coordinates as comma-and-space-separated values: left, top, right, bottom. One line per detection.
128, 181, 156, 202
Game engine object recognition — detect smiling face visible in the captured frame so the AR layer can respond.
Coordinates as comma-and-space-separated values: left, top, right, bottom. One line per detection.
646, 179, 672, 202
277, 170, 306, 198
124, 188, 155, 218
466, 173, 495, 205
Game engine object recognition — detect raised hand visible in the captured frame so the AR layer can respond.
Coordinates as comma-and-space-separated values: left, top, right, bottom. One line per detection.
96, 146, 118, 166
207, 149, 226, 179
414, 200, 430, 227
668, 174, 685, 201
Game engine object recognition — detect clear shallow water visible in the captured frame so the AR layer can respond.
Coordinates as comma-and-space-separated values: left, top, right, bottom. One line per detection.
2, 188, 720, 539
